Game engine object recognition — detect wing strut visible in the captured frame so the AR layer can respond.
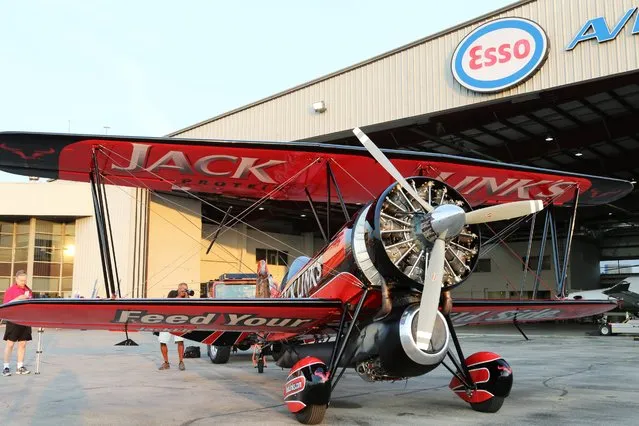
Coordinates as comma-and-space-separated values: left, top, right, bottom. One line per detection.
304, 188, 328, 243
89, 148, 121, 299
327, 163, 351, 222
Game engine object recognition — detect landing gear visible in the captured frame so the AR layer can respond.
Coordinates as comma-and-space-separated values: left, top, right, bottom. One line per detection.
443, 315, 513, 413
252, 344, 267, 373
283, 290, 368, 424
207, 344, 231, 364
284, 357, 331, 425
448, 351, 513, 413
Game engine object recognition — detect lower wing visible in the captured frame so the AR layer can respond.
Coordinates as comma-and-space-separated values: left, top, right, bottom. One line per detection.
450, 299, 617, 326
0, 298, 343, 334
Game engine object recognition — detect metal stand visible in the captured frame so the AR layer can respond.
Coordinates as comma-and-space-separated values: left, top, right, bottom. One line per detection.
513, 317, 529, 341
35, 327, 44, 374
115, 323, 138, 346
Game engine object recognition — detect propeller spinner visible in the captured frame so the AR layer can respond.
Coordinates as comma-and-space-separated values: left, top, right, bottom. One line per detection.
353, 127, 544, 351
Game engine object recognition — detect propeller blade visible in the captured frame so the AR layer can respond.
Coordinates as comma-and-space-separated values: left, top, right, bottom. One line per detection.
465, 200, 544, 225
353, 127, 434, 213
415, 237, 446, 351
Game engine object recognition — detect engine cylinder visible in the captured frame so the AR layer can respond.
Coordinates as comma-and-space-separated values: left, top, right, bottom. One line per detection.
365, 177, 481, 291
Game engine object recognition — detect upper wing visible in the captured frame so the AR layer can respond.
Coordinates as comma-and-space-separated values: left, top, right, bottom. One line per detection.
0, 131, 631, 206
0, 298, 342, 334
450, 299, 617, 326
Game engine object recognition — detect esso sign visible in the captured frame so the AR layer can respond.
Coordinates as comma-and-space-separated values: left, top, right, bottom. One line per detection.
451, 18, 549, 93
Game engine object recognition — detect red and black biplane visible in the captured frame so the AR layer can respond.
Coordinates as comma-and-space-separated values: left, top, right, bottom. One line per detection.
0, 128, 630, 424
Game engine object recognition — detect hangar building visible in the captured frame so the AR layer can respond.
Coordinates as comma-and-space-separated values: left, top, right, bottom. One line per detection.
1, 0, 638, 300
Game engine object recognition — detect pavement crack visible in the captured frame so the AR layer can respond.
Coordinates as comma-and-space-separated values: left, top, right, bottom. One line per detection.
178, 403, 286, 425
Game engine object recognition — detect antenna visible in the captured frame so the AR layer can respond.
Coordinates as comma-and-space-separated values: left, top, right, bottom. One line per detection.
104, 126, 110, 135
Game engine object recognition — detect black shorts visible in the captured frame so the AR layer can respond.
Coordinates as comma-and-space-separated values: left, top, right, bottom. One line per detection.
3, 321, 32, 342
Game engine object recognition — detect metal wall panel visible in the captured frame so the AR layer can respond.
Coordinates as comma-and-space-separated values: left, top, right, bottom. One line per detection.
72, 186, 148, 298
171, 0, 639, 142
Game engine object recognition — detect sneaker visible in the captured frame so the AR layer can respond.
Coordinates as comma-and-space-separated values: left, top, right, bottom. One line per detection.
2, 367, 10, 377
178, 361, 185, 371
16, 367, 30, 375
158, 362, 170, 370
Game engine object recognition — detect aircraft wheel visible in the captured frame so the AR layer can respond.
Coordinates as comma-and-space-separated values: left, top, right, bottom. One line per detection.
208, 344, 231, 364
237, 342, 251, 351
271, 342, 284, 362
599, 324, 611, 336
470, 396, 505, 413
257, 358, 265, 373
295, 404, 327, 425
285, 357, 331, 424
449, 351, 512, 414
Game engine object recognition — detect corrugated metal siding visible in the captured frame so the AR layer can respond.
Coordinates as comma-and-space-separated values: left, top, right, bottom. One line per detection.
72, 186, 146, 298
172, 0, 639, 142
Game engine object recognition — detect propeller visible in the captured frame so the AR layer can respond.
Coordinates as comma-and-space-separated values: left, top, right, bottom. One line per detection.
465, 200, 543, 225
353, 128, 433, 213
352, 127, 545, 351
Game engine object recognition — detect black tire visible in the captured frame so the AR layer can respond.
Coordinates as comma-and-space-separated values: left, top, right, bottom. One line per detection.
599, 324, 611, 336
295, 404, 327, 425
470, 396, 505, 413
271, 344, 284, 362
257, 358, 265, 373
237, 343, 251, 351
208, 345, 231, 364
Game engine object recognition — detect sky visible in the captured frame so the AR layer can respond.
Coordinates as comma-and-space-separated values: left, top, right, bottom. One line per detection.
0, 0, 515, 182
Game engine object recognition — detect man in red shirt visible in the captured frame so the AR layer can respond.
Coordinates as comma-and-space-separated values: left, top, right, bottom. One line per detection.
3, 270, 33, 376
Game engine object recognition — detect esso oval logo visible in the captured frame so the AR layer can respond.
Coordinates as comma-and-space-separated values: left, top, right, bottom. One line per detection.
451, 18, 549, 93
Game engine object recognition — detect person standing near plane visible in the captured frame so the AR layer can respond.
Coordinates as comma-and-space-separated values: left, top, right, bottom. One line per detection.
158, 283, 190, 371
3, 270, 33, 376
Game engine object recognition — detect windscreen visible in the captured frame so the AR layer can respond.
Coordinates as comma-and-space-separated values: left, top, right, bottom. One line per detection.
212, 283, 255, 299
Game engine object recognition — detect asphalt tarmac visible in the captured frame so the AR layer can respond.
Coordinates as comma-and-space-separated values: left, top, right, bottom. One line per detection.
0, 323, 637, 425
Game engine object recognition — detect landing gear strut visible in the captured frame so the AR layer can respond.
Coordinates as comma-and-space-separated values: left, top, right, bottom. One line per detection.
283, 288, 369, 424
443, 314, 513, 412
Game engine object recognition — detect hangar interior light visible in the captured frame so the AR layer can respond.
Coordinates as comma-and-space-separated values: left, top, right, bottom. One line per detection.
545, 135, 554, 142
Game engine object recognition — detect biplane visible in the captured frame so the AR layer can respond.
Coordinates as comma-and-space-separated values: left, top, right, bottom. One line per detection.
0, 127, 630, 424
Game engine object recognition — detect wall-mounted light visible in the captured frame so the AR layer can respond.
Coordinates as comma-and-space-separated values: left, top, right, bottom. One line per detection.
312, 101, 327, 113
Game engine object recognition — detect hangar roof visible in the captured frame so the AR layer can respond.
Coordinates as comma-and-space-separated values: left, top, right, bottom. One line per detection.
199, 70, 639, 245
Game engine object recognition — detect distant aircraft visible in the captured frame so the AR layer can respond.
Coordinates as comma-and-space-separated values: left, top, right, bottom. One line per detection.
567, 276, 639, 314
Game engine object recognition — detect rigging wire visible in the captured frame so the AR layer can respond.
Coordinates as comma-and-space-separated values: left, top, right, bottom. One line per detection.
96, 144, 577, 298
99, 144, 321, 259
100, 172, 353, 292
101, 175, 259, 289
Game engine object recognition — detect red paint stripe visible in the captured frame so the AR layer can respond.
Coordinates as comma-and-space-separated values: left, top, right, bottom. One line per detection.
454, 389, 494, 404
288, 358, 324, 376
202, 331, 225, 345
285, 400, 307, 413
466, 352, 502, 368
233, 332, 251, 345
449, 367, 490, 390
